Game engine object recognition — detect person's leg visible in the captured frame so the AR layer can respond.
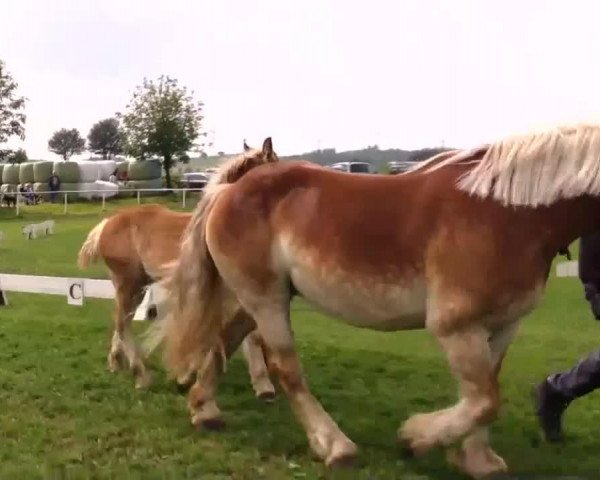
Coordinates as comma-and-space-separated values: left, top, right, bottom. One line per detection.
534, 348, 600, 442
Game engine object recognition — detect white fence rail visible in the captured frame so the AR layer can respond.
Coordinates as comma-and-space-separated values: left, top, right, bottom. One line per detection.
556, 260, 578, 278
0, 261, 579, 319
1, 187, 203, 215
0, 273, 158, 321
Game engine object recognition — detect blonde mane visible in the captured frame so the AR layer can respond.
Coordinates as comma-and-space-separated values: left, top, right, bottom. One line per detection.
414, 124, 600, 207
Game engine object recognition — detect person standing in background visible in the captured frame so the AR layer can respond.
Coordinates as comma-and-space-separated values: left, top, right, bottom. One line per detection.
48, 172, 60, 203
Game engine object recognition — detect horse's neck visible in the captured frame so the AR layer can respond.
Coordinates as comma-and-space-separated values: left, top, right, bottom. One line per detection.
541, 197, 600, 251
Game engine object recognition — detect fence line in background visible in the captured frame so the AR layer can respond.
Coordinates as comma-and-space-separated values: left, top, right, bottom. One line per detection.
556, 260, 578, 277
0, 265, 577, 322
1, 187, 202, 216
0, 273, 155, 321
0, 273, 320, 317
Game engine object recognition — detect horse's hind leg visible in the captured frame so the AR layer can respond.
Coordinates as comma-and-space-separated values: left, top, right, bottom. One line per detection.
187, 308, 257, 429
110, 277, 151, 388
242, 299, 357, 467
107, 283, 128, 373
241, 330, 276, 402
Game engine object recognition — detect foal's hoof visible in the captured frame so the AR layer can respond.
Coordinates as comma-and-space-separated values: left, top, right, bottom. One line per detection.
107, 352, 126, 372
135, 374, 152, 389
199, 417, 226, 431
324, 440, 358, 470
399, 443, 415, 459
326, 452, 357, 469
257, 391, 276, 403
176, 381, 193, 394
175, 375, 196, 394
175, 372, 196, 394
397, 434, 433, 458
146, 305, 158, 321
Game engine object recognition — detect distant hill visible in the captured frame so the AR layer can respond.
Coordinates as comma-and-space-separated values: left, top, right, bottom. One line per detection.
173, 145, 453, 174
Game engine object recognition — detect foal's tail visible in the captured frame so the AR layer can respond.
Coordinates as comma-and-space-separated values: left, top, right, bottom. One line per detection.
142, 137, 277, 378
77, 218, 109, 269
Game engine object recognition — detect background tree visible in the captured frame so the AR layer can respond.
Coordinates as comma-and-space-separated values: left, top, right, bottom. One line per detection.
87, 117, 124, 159
7, 148, 27, 164
48, 128, 86, 161
0, 60, 27, 147
0, 60, 26, 164
118, 75, 205, 188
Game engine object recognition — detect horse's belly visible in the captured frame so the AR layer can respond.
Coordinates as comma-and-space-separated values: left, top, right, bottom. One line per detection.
289, 265, 427, 331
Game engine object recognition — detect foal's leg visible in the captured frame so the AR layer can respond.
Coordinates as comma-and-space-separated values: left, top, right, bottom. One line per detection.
400, 325, 500, 458
244, 301, 358, 467
241, 331, 276, 402
445, 321, 519, 478
109, 278, 151, 388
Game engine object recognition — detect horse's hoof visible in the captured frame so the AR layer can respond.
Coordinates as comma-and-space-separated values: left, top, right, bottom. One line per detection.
399, 444, 415, 459
135, 374, 152, 389
146, 305, 158, 321
326, 452, 357, 469
176, 381, 194, 394
257, 391, 276, 403
200, 418, 226, 431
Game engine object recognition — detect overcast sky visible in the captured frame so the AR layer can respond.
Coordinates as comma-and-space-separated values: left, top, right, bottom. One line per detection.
2, 0, 600, 160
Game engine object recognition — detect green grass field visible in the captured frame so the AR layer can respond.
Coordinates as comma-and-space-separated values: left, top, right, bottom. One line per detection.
1, 200, 599, 479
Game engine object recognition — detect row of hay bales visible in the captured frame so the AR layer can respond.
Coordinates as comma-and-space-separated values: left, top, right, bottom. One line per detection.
119, 159, 163, 197
0, 159, 163, 200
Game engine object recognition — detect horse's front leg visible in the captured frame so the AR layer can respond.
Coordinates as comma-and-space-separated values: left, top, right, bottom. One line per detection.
399, 320, 507, 478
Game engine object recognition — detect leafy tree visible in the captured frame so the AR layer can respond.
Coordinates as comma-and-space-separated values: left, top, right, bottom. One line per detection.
87, 117, 124, 159
0, 148, 11, 162
8, 148, 27, 164
0, 148, 27, 164
48, 128, 86, 161
0, 60, 27, 146
118, 75, 206, 188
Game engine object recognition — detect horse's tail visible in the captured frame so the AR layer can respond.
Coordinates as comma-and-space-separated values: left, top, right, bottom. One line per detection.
77, 218, 109, 269
152, 184, 230, 378
142, 137, 277, 377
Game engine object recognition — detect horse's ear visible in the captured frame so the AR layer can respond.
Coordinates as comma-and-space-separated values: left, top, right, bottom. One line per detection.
243, 139, 251, 152
262, 137, 273, 157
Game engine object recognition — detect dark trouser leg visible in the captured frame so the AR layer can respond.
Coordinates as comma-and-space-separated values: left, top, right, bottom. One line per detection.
535, 348, 600, 442
546, 349, 600, 401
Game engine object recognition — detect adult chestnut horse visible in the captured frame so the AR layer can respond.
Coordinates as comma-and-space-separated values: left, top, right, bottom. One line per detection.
154, 125, 600, 478
78, 141, 276, 400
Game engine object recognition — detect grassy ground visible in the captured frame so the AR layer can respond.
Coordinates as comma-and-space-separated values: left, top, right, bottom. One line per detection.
1, 201, 599, 479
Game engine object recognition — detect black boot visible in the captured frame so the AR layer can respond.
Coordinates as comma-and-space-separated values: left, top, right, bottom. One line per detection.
533, 380, 570, 442
534, 348, 600, 442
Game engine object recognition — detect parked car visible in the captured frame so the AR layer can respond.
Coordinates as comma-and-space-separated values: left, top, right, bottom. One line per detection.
178, 172, 210, 191
387, 160, 414, 175
327, 161, 373, 173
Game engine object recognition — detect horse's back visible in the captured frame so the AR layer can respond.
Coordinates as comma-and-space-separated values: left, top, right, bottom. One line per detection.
99, 204, 191, 278
217, 161, 437, 266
